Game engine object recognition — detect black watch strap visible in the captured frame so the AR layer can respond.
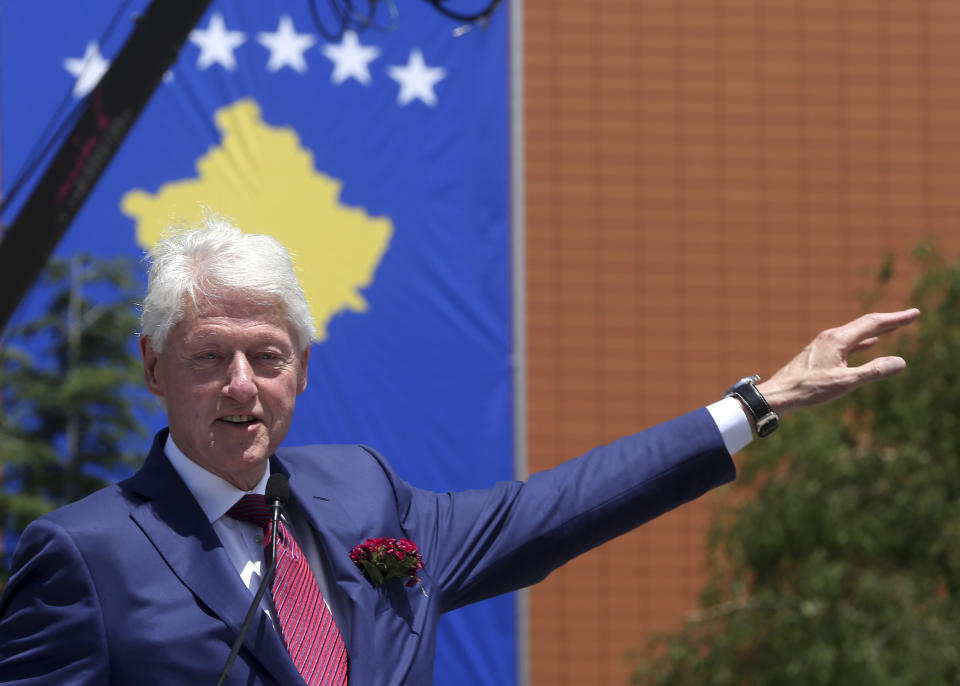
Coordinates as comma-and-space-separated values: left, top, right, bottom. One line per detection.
724, 375, 779, 438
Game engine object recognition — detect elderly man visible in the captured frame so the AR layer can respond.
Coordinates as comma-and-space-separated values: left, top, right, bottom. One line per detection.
0, 218, 919, 685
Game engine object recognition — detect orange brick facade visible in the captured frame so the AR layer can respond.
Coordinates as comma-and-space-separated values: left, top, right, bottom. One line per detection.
522, 1, 960, 683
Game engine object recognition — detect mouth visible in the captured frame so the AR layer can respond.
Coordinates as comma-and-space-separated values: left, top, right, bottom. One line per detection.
218, 415, 260, 427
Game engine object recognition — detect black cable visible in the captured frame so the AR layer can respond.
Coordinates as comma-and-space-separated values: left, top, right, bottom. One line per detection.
308, 0, 496, 39
1, 0, 136, 217
309, 0, 350, 41
0, 102, 83, 217
423, 0, 502, 24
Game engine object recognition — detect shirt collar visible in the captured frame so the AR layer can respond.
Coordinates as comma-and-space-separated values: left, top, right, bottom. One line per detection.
163, 433, 270, 524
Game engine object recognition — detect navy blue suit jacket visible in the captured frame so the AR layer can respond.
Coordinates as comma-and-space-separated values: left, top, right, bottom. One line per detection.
0, 408, 735, 685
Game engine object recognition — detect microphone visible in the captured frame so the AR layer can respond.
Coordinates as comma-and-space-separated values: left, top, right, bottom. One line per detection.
265, 474, 289, 573
216, 474, 290, 686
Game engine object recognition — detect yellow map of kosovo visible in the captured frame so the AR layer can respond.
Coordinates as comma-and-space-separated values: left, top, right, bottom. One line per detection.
121, 98, 393, 342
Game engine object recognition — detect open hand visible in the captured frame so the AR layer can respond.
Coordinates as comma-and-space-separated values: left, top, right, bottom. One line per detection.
757, 308, 920, 417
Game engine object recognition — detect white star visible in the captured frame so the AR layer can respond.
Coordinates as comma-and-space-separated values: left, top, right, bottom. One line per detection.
321, 31, 380, 85
190, 12, 245, 71
63, 42, 109, 98
387, 48, 446, 107
257, 15, 316, 74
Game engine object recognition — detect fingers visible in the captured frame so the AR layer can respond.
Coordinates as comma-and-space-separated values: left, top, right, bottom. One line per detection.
848, 355, 907, 386
833, 309, 920, 350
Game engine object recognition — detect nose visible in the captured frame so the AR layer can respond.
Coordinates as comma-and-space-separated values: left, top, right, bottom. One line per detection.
222, 352, 257, 403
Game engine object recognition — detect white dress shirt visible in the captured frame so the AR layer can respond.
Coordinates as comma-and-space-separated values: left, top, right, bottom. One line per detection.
707, 396, 755, 456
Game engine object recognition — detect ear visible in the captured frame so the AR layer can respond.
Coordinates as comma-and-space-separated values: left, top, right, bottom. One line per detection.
140, 335, 165, 399
296, 346, 310, 395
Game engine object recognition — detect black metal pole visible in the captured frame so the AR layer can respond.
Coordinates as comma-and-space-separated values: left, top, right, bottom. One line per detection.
0, 0, 213, 335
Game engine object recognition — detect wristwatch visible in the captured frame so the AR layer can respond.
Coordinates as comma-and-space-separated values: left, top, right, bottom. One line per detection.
724, 375, 779, 438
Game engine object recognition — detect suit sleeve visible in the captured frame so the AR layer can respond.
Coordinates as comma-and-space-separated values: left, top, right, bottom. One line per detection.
0, 519, 110, 685
384, 408, 736, 613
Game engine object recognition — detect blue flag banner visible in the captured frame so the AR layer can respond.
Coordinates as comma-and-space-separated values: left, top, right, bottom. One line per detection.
1, 1, 513, 683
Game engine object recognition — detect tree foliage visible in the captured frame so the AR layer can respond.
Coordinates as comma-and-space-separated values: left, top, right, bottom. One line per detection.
0, 254, 150, 574
632, 245, 960, 685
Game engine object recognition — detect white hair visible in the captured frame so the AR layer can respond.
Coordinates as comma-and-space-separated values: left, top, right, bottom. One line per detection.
140, 217, 316, 352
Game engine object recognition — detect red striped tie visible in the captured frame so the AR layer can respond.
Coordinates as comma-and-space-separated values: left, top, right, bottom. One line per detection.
228, 494, 348, 685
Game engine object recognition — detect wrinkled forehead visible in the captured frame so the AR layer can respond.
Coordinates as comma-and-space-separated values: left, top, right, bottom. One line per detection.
189, 289, 284, 318
173, 290, 292, 337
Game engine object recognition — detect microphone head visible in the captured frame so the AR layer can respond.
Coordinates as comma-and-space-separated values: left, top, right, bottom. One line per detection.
265, 473, 290, 508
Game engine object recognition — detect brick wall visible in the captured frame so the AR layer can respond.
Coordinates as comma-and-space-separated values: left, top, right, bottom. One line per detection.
523, 1, 960, 683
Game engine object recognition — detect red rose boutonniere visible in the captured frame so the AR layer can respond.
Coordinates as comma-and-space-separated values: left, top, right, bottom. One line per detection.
350, 537, 428, 597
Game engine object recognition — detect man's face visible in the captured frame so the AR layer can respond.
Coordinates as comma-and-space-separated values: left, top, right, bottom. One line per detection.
139, 297, 309, 491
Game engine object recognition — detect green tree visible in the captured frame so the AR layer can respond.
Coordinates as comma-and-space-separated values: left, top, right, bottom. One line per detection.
0, 254, 151, 576
632, 246, 960, 685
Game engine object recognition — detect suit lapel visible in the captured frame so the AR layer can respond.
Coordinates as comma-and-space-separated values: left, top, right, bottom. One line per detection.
125, 432, 304, 686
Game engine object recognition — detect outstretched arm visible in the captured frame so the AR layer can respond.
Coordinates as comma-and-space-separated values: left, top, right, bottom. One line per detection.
757, 308, 920, 417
